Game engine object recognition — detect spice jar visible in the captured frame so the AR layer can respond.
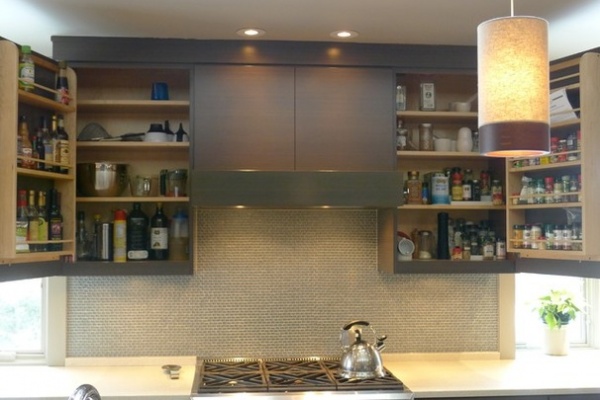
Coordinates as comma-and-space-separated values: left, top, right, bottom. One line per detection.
419, 123, 434, 151
406, 170, 422, 205
512, 224, 524, 249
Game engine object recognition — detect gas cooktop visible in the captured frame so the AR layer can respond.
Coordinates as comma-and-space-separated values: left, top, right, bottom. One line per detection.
191, 357, 413, 400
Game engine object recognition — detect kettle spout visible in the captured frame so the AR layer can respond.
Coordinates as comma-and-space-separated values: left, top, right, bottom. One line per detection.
376, 335, 387, 352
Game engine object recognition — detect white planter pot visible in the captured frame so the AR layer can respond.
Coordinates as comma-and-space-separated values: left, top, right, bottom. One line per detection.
543, 325, 569, 356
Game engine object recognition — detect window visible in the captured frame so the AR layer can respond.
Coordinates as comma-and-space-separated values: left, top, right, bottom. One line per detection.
0, 278, 44, 360
515, 273, 596, 348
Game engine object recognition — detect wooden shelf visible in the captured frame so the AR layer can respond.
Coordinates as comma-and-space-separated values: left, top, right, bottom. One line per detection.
508, 158, 581, 172
507, 201, 581, 210
16, 167, 75, 180
18, 89, 75, 113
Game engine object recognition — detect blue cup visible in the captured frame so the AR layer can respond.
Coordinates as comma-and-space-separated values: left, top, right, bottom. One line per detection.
151, 82, 169, 100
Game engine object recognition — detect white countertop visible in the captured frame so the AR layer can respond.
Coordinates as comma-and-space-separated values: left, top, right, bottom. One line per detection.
1, 351, 599, 399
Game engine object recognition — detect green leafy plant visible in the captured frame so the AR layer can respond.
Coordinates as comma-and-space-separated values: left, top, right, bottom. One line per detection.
533, 289, 581, 330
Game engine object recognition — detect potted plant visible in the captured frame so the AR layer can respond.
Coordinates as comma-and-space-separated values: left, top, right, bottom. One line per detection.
532, 289, 582, 356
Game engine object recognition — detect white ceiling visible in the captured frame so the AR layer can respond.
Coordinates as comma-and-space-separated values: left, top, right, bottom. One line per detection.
2, 0, 600, 60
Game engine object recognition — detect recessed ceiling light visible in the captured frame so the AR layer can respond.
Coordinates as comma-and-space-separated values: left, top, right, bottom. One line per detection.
236, 28, 266, 38
330, 30, 359, 39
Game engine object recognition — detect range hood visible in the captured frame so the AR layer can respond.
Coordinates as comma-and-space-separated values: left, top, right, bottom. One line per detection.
191, 170, 403, 208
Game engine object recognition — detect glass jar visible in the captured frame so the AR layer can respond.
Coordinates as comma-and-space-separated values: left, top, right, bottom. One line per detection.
417, 230, 433, 259
512, 224, 524, 249
419, 123, 434, 151
544, 177, 554, 203
491, 179, 503, 205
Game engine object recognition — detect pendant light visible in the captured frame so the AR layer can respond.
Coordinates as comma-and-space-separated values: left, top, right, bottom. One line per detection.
477, 1, 550, 157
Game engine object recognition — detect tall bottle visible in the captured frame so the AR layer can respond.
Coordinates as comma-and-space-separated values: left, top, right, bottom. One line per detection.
27, 190, 39, 252
18, 45, 35, 92
55, 61, 70, 105
169, 208, 189, 261
150, 203, 169, 260
127, 203, 149, 261
17, 115, 35, 169
16, 189, 29, 253
38, 116, 53, 172
37, 190, 48, 252
56, 115, 69, 174
48, 188, 63, 251
113, 209, 127, 262
76, 211, 90, 261
50, 115, 60, 172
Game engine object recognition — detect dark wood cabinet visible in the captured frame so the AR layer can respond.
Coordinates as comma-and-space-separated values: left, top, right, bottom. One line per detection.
194, 65, 396, 172
194, 65, 295, 171
295, 67, 395, 171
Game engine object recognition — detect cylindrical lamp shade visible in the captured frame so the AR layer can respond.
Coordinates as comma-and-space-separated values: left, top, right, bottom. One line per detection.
477, 16, 550, 157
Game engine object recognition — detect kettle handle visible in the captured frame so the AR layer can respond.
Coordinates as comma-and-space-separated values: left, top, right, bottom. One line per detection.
342, 320, 370, 331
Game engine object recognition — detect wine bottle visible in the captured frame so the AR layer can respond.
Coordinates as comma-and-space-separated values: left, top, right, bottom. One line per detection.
37, 190, 48, 252
27, 190, 39, 252
149, 203, 169, 260
127, 202, 149, 261
38, 116, 53, 172
50, 115, 60, 173
76, 211, 90, 261
48, 188, 63, 251
55, 61, 70, 105
16, 189, 29, 253
56, 115, 69, 174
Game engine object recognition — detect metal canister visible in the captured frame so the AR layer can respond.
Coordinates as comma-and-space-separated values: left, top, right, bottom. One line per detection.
431, 172, 450, 204
95, 222, 114, 261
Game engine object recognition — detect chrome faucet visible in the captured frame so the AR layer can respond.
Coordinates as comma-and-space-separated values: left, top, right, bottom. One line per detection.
68, 384, 101, 400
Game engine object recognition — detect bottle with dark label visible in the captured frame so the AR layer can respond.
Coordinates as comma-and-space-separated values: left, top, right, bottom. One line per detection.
50, 115, 60, 173
37, 190, 48, 252
56, 115, 69, 174
48, 188, 63, 251
127, 203, 149, 261
27, 190, 39, 252
16, 189, 29, 253
150, 203, 169, 260
55, 61, 70, 105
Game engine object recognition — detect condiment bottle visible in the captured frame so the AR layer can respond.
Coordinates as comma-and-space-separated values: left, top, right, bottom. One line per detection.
18, 45, 35, 92
55, 60, 70, 104
169, 208, 189, 261
113, 209, 127, 262
127, 203, 149, 261
17, 115, 35, 169
406, 171, 422, 205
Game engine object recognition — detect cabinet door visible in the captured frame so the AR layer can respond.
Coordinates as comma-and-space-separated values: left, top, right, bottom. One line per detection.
295, 67, 395, 171
194, 65, 295, 170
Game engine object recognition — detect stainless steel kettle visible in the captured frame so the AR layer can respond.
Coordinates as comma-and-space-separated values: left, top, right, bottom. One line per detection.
339, 320, 387, 379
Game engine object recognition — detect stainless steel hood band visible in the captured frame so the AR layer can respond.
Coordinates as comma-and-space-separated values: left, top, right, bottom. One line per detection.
191, 171, 403, 208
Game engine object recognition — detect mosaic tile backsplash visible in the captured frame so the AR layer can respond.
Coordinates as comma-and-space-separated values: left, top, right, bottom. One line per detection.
67, 209, 498, 357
